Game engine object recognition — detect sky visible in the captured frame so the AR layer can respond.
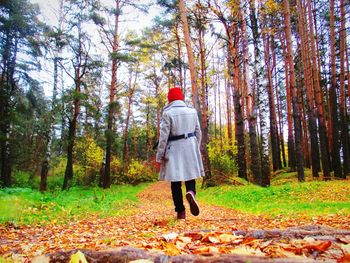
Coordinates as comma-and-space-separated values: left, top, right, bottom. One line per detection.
29, 0, 161, 97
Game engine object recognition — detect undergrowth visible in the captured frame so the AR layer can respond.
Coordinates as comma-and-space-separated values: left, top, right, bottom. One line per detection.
198, 169, 350, 217
0, 184, 148, 225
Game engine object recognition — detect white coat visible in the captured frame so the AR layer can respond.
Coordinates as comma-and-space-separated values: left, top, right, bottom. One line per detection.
156, 100, 204, 182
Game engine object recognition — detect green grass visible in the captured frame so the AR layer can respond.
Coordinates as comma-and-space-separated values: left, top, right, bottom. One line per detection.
198, 178, 350, 217
0, 184, 148, 225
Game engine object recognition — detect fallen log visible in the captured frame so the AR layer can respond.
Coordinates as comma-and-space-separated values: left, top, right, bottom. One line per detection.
34, 247, 318, 263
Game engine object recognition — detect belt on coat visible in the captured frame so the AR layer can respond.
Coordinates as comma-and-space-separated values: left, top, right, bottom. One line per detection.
168, 132, 196, 141
153, 132, 196, 150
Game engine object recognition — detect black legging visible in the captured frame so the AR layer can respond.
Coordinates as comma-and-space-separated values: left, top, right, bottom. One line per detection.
171, 180, 196, 212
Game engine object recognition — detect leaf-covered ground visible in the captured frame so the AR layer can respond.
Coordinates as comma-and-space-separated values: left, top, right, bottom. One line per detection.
1, 182, 350, 262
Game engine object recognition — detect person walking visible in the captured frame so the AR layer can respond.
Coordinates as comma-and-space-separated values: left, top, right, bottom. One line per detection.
156, 87, 204, 220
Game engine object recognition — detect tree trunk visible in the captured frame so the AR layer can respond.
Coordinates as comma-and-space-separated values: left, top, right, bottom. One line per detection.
262, 25, 281, 172
62, 108, 78, 190
40, 57, 59, 191
225, 51, 233, 155
283, 0, 305, 181
103, 0, 120, 188
178, 0, 211, 182
278, 29, 296, 171
306, 0, 330, 179
296, 0, 320, 176
339, 0, 349, 177
329, 0, 343, 178
246, 1, 262, 184
0, 123, 11, 187
174, 22, 184, 91
123, 94, 132, 163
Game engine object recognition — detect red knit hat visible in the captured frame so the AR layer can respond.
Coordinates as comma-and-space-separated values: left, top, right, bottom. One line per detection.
168, 87, 184, 103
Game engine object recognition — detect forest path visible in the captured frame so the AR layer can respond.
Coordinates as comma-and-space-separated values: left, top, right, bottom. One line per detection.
1, 181, 350, 262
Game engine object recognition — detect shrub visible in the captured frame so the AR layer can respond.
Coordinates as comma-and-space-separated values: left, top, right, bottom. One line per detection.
125, 159, 157, 185
12, 170, 35, 188
208, 137, 237, 179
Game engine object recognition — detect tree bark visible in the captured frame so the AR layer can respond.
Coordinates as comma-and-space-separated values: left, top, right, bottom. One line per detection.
262, 23, 281, 172
249, 0, 269, 185
296, 0, 320, 176
306, 0, 330, 179
283, 0, 305, 182
339, 0, 349, 177
278, 29, 296, 171
103, 0, 120, 188
329, 0, 343, 178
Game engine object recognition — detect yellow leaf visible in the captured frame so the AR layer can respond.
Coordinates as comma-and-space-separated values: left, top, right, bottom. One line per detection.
219, 233, 239, 243
69, 251, 88, 263
178, 236, 192, 243
163, 242, 181, 256
341, 244, 350, 254
231, 245, 265, 256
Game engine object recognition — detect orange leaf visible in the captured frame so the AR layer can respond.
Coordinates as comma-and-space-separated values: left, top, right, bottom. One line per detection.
185, 232, 203, 240
202, 233, 220, 244
192, 246, 210, 254
242, 236, 256, 245
303, 241, 332, 253
337, 254, 350, 263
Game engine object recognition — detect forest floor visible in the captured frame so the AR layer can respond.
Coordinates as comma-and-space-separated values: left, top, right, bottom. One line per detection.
1, 181, 350, 262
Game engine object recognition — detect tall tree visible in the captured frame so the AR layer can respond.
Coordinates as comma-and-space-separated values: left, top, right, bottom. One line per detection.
61, 0, 96, 190
339, 0, 349, 177
261, 8, 282, 172
283, 0, 305, 181
40, 0, 65, 191
305, 0, 330, 179
249, 0, 270, 185
178, 0, 212, 183
329, 0, 343, 178
296, 0, 320, 177
0, 0, 42, 187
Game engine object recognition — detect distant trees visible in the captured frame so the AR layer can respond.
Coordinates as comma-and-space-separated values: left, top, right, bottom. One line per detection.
0, 0, 43, 187
1, 0, 349, 190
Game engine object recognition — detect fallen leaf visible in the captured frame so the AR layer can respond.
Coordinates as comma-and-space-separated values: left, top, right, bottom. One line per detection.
218, 233, 239, 243
162, 232, 178, 242
178, 236, 192, 243
231, 245, 265, 256
69, 251, 87, 263
162, 241, 181, 256
303, 241, 332, 253
202, 233, 221, 244
242, 236, 256, 245
337, 254, 350, 263
341, 244, 350, 254
185, 232, 203, 240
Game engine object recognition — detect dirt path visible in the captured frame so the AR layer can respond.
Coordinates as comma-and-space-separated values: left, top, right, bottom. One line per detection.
1, 182, 350, 262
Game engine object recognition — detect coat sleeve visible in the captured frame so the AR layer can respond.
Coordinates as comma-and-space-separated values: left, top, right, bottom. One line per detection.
195, 112, 202, 146
156, 111, 171, 162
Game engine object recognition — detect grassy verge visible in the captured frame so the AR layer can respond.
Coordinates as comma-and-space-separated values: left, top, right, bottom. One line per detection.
198, 173, 350, 217
0, 184, 148, 225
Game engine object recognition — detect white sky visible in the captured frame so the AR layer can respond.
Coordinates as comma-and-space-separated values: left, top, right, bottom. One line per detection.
30, 0, 162, 97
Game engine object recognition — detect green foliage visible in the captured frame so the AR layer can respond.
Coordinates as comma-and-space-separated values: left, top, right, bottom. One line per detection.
207, 136, 237, 183
12, 171, 35, 188
73, 137, 104, 186
198, 176, 350, 217
124, 159, 157, 185
0, 184, 148, 225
